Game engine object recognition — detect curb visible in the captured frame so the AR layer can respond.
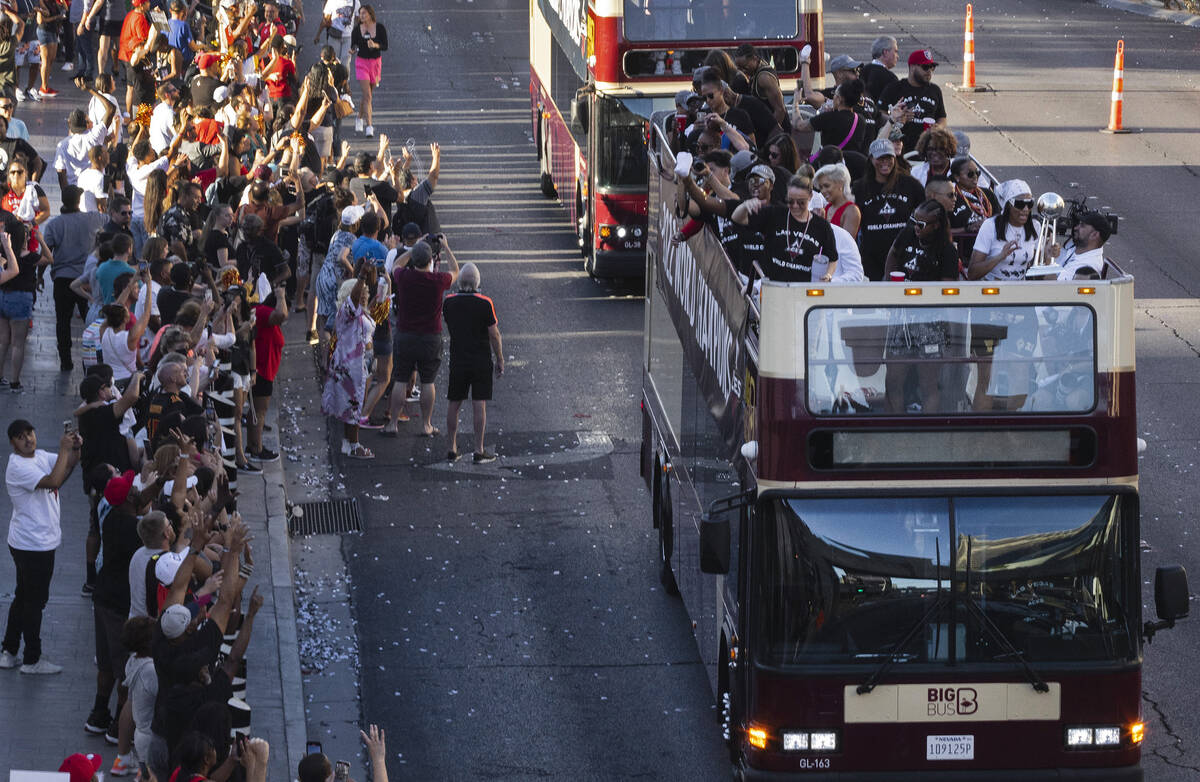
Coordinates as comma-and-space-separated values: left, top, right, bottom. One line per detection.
260, 407, 307, 779
1095, 0, 1200, 26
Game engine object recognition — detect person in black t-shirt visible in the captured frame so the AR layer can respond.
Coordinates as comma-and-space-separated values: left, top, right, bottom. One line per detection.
76, 371, 142, 477
878, 49, 948, 153
860, 36, 900, 102
700, 70, 780, 145
234, 214, 289, 289
795, 78, 870, 158
442, 263, 504, 464
884, 200, 960, 282
853, 139, 927, 280
732, 173, 838, 283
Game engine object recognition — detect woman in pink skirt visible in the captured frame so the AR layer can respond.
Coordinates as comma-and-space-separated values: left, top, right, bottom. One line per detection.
350, 5, 387, 137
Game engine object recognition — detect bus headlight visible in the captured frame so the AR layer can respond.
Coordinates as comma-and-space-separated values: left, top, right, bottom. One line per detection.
781, 732, 808, 751
1066, 725, 1127, 748
780, 731, 838, 752
617, 226, 628, 239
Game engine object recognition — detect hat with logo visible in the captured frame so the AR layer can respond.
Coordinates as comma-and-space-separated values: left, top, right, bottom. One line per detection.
59, 753, 103, 782
828, 54, 862, 72
674, 89, 699, 107
868, 138, 896, 159
748, 164, 775, 183
908, 49, 938, 67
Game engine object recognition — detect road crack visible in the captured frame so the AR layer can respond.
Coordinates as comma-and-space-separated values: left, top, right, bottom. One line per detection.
1140, 307, 1200, 359
1143, 691, 1200, 771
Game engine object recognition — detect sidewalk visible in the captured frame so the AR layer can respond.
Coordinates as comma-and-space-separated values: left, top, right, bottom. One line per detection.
0, 95, 303, 780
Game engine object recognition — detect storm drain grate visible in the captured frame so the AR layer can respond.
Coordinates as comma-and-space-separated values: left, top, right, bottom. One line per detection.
288, 498, 363, 536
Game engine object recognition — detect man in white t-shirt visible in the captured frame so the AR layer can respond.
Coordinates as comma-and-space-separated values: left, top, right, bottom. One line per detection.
77, 145, 109, 213
53, 101, 116, 190
314, 0, 358, 63
149, 82, 182, 155
1, 419, 83, 674
1055, 212, 1111, 281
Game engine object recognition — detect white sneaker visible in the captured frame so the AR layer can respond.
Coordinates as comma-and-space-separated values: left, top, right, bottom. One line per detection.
671, 59, 682, 75
355, 117, 363, 133
14, 89, 24, 101
365, 125, 374, 137
61, 61, 74, 71
25, 89, 40, 102
19, 659, 62, 674
0, 650, 17, 669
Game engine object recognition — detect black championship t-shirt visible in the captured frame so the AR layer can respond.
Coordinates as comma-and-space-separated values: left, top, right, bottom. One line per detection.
745, 205, 838, 283
889, 228, 960, 281
852, 173, 927, 280
236, 237, 287, 285
950, 188, 1000, 231
878, 79, 947, 152
704, 205, 744, 276
442, 292, 497, 367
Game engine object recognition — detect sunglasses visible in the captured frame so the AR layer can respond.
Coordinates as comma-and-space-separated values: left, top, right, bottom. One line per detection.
909, 216, 929, 229
767, 149, 781, 158
919, 63, 937, 71
1012, 199, 1034, 210
119, 210, 133, 216
701, 92, 718, 101
748, 175, 769, 184
963, 169, 980, 178
786, 198, 809, 206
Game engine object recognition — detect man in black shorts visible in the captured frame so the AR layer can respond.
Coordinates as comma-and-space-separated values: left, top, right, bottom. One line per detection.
384, 237, 457, 437
442, 263, 503, 463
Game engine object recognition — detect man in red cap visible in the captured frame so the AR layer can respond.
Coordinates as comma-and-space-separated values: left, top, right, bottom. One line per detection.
878, 48, 947, 154
189, 52, 223, 110
59, 752, 102, 782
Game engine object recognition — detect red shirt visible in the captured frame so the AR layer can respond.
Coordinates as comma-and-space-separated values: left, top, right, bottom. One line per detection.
117, 10, 150, 64
263, 56, 296, 100
257, 20, 286, 49
393, 267, 453, 335
253, 303, 284, 381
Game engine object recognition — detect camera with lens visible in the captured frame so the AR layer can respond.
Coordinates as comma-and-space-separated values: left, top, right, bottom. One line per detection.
1063, 195, 1118, 237
425, 232, 443, 253
691, 160, 707, 188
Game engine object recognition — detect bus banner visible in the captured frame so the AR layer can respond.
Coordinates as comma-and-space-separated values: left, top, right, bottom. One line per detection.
651, 156, 749, 454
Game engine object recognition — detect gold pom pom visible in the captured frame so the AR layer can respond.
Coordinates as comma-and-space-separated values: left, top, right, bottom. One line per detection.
133, 103, 153, 127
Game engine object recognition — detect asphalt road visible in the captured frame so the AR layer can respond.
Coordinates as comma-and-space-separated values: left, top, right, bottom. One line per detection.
283, 0, 1200, 778
283, 0, 730, 778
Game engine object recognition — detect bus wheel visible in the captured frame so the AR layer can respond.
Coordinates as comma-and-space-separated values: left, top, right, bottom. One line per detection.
658, 477, 679, 596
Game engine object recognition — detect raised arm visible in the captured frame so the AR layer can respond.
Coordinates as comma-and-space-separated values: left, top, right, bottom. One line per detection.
34, 431, 82, 490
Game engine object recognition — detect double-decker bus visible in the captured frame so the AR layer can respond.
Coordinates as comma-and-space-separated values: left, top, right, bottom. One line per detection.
529, 0, 822, 277
640, 121, 1190, 780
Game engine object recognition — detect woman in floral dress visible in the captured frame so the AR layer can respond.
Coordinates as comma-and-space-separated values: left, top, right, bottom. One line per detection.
321, 264, 377, 459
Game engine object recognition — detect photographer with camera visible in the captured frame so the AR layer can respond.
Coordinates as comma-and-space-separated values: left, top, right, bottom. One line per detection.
382, 233, 457, 438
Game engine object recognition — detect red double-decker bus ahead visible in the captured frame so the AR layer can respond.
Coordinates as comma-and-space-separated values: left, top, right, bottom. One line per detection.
529, 0, 822, 277
640, 125, 1189, 780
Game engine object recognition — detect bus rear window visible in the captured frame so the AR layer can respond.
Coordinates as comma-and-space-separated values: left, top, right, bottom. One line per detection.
805, 305, 1096, 416
622, 0, 798, 42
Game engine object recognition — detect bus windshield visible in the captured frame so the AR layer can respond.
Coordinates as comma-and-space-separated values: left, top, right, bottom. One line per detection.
805, 304, 1096, 416
754, 495, 1136, 668
596, 96, 651, 189
622, 0, 797, 41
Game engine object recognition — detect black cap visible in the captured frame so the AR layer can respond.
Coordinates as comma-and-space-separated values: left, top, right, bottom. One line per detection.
401, 222, 421, 239
1077, 212, 1111, 244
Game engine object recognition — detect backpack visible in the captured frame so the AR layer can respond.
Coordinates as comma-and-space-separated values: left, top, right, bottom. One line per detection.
300, 191, 336, 252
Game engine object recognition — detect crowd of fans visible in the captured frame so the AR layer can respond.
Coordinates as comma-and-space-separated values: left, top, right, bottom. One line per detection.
0, 0, 455, 777
667, 38, 1113, 287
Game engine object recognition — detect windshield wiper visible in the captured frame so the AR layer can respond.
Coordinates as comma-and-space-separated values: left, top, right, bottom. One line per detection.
962, 536, 1050, 693
858, 538, 945, 695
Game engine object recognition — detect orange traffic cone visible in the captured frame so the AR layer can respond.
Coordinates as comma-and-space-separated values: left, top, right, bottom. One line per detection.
953, 5, 985, 92
1101, 40, 1133, 133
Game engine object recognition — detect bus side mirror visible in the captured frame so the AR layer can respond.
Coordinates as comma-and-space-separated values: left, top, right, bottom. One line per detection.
1144, 565, 1189, 643
571, 97, 589, 134
700, 515, 730, 574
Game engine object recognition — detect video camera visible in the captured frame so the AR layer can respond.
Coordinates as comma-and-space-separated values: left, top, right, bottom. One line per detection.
1063, 194, 1118, 237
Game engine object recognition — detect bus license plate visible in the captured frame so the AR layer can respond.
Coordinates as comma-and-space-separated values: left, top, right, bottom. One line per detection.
927, 735, 974, 760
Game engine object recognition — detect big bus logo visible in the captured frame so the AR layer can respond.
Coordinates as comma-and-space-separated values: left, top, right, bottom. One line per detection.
928, 687, 978, 717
